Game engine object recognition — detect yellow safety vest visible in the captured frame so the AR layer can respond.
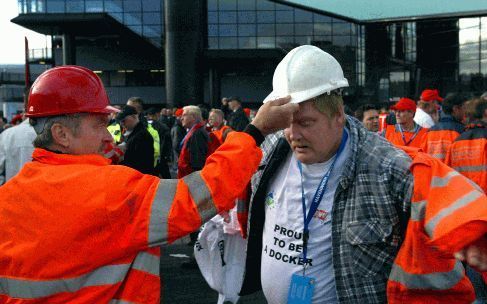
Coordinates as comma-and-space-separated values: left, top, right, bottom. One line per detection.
107, 123, 122, 144
147, 124, 160, 167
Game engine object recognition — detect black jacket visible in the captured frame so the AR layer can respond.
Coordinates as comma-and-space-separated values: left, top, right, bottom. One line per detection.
171, 122, 186, 156
228, 107, 249, 132
149, 119, 172, 162
185, 125, 209, 171
121, 122, 155, 175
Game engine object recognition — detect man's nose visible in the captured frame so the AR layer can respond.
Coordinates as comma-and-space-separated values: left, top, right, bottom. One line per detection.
287, 124, 302, 141
103, 129, 113, 142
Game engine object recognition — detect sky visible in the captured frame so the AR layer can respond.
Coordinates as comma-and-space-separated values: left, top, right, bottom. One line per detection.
0, 0, 49, 64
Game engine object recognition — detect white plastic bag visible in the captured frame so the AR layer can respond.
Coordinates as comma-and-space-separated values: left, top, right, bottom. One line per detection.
222, 206, 242, 235
195, 214, 246, 304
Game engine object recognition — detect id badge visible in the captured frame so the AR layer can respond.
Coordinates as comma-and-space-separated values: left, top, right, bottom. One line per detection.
287, 273, 315, 304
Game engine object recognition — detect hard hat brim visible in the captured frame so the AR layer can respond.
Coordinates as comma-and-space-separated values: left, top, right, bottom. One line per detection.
262, 78, 349, 104
101, 105, 121, 113
88, 105, 121, 115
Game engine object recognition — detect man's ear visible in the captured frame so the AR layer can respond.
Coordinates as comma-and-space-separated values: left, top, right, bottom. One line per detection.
50, 123, 72, 148
336, 106, 346, 125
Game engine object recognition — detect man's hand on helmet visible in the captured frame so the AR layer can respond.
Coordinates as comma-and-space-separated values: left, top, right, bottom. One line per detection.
251, 96, 298, 136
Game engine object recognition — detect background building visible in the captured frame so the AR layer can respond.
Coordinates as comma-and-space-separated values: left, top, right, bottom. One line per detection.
8, 0, 487, 109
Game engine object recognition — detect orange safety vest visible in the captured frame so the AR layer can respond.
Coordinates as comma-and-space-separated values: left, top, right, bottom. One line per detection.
103, 141, 124, 164
383, 124, 428, 148
177, 122, 207, 178
378, 113, 389, 133
445, 122, 487, 193
387, 147, 487, 304
208, 125, 233, 156
207, 125, 251, 238
421, 115, 463, 163
0, 132, 262, 303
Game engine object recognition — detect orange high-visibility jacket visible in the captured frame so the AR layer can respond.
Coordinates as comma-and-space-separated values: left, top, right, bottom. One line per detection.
103, 141, 124, 164
207, 125, 251, 238
383, 124, 428, 148
0, 132, 262, 303
445, 121, 487, 193
387, 147, 487, 304
208, 125, 233, 156
421, 115, 464, 163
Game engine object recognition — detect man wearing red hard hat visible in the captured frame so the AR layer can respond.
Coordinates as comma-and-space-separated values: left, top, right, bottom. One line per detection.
382, 97, 428, 148
414, 89, 443, 128
0, 65, 298, 302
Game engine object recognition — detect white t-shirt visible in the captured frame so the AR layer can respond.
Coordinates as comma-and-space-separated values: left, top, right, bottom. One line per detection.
260, 134, 350, 304
414, 107, 435, 128
0, 119, 36, 184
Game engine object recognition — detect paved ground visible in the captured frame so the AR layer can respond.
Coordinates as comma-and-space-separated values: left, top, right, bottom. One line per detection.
160, 237, 266, 304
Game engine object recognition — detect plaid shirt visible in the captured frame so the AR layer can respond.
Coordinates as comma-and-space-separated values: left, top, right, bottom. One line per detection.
241, 116, 413, 303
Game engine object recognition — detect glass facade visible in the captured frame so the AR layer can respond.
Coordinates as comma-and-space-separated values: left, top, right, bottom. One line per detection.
459, 17, 487, 87
18, 0, 163, 47
207, 0, 357, 50
383, 22, 416, 100
207, 0, 360, 87
16, 0, 487, 100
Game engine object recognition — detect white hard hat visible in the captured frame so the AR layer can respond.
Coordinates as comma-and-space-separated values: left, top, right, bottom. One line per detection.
263, 45, 349, 104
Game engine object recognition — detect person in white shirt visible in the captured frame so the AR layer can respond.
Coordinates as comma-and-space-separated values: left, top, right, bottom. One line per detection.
414, 89, 443, 128
0, 116, 36, 184
241, 45, 412, 304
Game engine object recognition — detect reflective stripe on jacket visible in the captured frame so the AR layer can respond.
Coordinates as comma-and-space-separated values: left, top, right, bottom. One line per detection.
445, 121, 487, 193
422, 115, 464, 162
378, 113, 388, 133
383, 124, 428, 148
103, 141, 124, 164
387, 147, 487, 304
0, 132, 262, 303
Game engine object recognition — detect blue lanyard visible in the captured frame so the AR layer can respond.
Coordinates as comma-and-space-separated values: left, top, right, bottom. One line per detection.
297, 130, 348, 269
397, 124, 420, 146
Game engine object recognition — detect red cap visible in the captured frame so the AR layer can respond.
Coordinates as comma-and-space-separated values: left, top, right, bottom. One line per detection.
174, 108, 183, 117
10, 114, 23, 125
420, 89, 443, 102
391, 98, 417, 112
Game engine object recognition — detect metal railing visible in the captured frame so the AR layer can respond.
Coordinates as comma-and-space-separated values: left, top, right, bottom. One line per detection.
29, 48, 52, 62
0, 86, 24, 99
0, 72, 24, 85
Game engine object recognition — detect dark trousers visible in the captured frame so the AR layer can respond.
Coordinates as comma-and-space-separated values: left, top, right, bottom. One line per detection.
157, 161, 171, 179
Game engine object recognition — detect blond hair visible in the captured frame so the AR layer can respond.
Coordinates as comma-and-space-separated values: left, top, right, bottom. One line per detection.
312, 92, 344, 118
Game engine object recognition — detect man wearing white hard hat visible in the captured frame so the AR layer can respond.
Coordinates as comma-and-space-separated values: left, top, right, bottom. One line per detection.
237, 45, 487, 304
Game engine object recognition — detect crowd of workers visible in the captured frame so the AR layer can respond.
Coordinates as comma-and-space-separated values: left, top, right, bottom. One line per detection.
0, 44, 486, 304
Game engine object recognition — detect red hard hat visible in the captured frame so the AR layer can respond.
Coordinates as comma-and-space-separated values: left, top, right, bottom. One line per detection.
26, 65, 118, 118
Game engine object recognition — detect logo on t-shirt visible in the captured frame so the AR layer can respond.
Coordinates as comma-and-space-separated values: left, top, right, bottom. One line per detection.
265, 192, 275, 208
313, 209, 329, 224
